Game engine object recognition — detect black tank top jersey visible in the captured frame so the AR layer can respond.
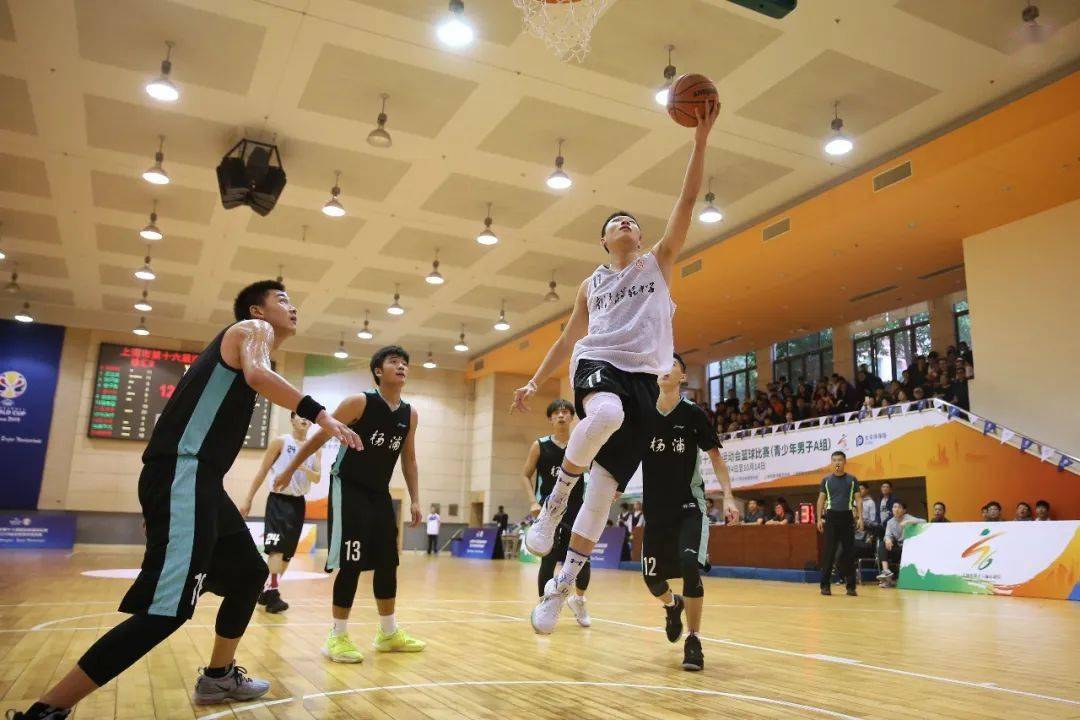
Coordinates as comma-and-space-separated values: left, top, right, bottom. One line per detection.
641, 399, 720, 524
535, 435, 585, 528
331, 390, 412, 492
142, 325, 257, 475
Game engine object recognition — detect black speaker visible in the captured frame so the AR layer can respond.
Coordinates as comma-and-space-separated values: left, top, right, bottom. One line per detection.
216, 139, 287, 216
726, 0, 797, 19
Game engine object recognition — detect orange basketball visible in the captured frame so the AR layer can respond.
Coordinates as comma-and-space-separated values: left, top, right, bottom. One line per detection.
667, 73, 719, 128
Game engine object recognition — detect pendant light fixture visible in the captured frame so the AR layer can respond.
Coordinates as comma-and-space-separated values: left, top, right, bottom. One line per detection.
476, 202, 498, 245
132, 316, 150, 336
322, 170, 346, 217
4, 265, 19, 294
140, 201, 163, 241
13, 301, 32, 323
493, 300, 510, 332
437, 0, 474, 48
654, 45, 676, 106
453, 325, 469, 352
823, 100, 854, 157
357, 310, 374, 340
134, 251, 156, 281
334, 334, 349, 359
545, 272, 559, 302
425, 250, 445, 285
134, 287, 153, 313
142, 135, 170, 185
145, 41, 179, 103
546, 138, 572, 190
0, 222, 6, 261
423, 347, 437, 369
367, 93, 392, 148
387, 285, 405, 315
698, 176, 723, 224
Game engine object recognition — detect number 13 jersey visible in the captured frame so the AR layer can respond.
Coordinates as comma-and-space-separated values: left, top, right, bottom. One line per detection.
331, 390, 411, 492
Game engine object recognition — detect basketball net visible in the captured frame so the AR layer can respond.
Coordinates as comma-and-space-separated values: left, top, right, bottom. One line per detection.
513, 0, 610, 63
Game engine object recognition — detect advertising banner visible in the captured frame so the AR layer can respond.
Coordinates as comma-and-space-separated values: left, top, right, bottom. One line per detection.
0, 320, 65, 509
453, 527, 499, 559
589, 526, 626, 569
898, 521, 1080, 601
0, 511, 76, 549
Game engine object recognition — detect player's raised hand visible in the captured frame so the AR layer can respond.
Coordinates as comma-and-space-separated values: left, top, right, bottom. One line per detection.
511, 380, 537, 414
410, 501, 423, 528
318, 411, 362, 450
693, 98, 720, 143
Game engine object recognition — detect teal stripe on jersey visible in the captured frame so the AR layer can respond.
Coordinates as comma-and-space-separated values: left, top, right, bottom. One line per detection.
327, 473, 343, 571
331, 442, 347, 477
150, 362, 236, 616
696, 511, 709, 567
690, 455, 709, 566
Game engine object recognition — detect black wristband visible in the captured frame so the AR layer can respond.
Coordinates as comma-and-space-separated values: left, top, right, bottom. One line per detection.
295, 395, 325, 423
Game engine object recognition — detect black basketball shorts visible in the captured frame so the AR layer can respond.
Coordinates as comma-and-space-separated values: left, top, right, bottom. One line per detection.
641, 509, 710, 582
263, 492, 306, 562
326, 475, 398, 572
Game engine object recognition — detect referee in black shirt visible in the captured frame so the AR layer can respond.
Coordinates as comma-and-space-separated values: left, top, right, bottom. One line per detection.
816, 451, 863, 596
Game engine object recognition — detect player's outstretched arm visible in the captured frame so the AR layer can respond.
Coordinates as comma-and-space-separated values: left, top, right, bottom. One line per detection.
520, 441, 542, 513
402, 406, 422, 527
705, 448, 737, 515
273, 394, 366, 490
652, 100, 720, 282
240, 437, 283, 516
511, 280, 589, 413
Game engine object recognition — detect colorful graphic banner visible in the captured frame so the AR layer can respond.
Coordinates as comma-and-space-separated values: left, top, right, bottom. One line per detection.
453, 527, 499, 559
898, 521, 1080, 601
0, 511, 76, 549
0, 320, 65, 509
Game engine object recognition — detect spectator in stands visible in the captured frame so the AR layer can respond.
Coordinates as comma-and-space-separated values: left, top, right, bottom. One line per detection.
985, 501, 1002, 522
958, 341, 973, 365
878, 482, 895, 527
912, 386, 926, 404
1035, 500, 1051, 521
877, 499, 924, 586
723, 388, 739, 411
631, 501, 644, 529
1014, 502, 1033, 521
980, 504, 989, 521
766, 498, 795, 524
743, 499, 766, 525
857, 483, 878, 533
618, 502, 633, 560
706, 498, 722, 525
930, 502, 949, 522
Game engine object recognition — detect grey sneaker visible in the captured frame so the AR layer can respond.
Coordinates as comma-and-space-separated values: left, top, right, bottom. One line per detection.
193, 664, 271, 705
530, 577, 569, 634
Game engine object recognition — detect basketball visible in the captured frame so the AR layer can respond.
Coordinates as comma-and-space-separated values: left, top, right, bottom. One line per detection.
667, 73, 719, 127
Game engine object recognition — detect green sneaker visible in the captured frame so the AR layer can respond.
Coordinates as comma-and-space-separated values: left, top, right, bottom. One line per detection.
321, 630, 364, 663
373, 627, 426, 653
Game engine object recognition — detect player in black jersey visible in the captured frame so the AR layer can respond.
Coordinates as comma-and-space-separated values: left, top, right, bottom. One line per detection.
276, 345, 425, 664
520, 399, 591, 626
640, 354, 734, 672
8, 281, 361, 720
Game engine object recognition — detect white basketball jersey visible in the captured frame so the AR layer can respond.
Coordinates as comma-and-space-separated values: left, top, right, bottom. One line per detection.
570, 252, 675, 378
269, 434, 317, 496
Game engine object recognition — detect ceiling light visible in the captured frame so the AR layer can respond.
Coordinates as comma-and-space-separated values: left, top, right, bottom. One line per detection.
142, 135, 170, 185
546, 138, 572, 190
437, 0, 474, 48
699, 177, 722, 224
276, 264, 284, 284
454, 325, 469, 352
134, 253, 156, 282
1022, 2, 1040, 24
140, 201, 163, 241
367, 93, 392, 148
134, 288, 153, 313
387, 285, 405, 315
654, 44, 676, 106
423, 347, 437, 369
334, 335, 349, 359
357, 310, 374, 340
0, 221, 6, 261
425, 252, 445, 285
132, 316, 150, 336
493, 301, 510, 332
823, 101, 853, 157
4, 266, 19, 294
322, 170, 346, 217
145, 41, 179, 103
476, 202, 498, 245
13, 301, 32, 323
545, 273, 559, 302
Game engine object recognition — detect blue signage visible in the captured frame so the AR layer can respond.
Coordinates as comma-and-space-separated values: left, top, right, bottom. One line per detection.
0, 511, 76, 549
452, 527, 499, 559
0, 320, 65, 509
590, 526, 626, 569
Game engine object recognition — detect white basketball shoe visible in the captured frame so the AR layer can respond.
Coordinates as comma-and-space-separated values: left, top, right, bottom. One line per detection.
531, 577, 569, 634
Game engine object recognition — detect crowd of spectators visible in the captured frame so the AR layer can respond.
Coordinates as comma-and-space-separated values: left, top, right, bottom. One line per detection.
698, 343, 974, 437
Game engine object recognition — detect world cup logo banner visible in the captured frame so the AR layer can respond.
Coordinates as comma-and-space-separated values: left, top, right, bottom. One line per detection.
0, 370, 27, 400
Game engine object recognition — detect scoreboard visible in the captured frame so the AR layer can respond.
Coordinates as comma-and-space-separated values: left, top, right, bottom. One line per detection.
87, 342, 271, 449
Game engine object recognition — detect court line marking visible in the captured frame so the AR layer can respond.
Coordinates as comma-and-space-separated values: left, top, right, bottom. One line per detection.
1, 618, 520, 634
194, 679, 864, 720
590, 617, 1080, 707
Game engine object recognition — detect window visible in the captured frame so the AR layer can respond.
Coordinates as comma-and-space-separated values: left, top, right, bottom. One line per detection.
953, 300, 971, 348
772, 330, 833, 389
852, 312, 930, 382
708, 352, 757, 407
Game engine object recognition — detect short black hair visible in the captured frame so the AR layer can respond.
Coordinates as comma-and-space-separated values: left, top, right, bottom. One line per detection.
881, 480, 893, 488
1035, 499, 1050, 510
831, 450, 846, 459
673, 352, 686, 372
1016, 501, 1032, 510
600, 210, 639, 238
987, 500, 1001, 511
546, 398, 575, 418
370, 345, 409, 385
893, 499, 907, 510
859, 482, 869, 490
934, 501, 946, 511
233, 279, 286, 321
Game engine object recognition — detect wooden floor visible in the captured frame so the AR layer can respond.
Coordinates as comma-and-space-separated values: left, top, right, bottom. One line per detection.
1, 549, 1078, 719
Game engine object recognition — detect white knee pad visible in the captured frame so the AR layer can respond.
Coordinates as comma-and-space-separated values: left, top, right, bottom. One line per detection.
572, 462, 620, 543
565, 392, 625, 468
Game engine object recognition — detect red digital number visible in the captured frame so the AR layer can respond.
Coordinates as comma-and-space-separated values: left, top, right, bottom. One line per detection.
159, 384, 176, 399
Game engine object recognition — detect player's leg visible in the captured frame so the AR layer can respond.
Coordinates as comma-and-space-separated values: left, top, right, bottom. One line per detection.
370, 493, 425, 652
555, 524, 591, 627
838, 513, 857, 595
641, 528, 684, 643
819, 512, 839, 595
678, 512, 708, 671
323, 476, 365, 663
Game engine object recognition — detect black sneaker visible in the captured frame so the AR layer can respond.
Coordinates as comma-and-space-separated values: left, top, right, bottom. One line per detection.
257, 589, 271, 606
682, 634, 704, 672
664, 595, 684, 643
263, 588, 288, 614
5, 705, 71, 719
846, 587, 858, 597
820, 585, 832, 596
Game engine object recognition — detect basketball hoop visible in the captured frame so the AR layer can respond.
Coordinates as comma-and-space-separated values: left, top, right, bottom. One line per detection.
513, 0, 610, 63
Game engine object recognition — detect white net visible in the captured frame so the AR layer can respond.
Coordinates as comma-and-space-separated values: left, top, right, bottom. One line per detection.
513, 0, 610, 63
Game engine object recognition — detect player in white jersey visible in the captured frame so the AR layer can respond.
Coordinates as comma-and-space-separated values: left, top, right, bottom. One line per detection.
511, 100, 723, 634
239, 411, 321, 613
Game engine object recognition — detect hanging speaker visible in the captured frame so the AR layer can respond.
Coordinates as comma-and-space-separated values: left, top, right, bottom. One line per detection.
215, 139, 287, 216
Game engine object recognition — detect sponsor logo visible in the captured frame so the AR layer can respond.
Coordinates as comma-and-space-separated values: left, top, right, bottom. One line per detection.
8, 516, 32, 526
961, 528, 1005, 571
0, 370, 27, 400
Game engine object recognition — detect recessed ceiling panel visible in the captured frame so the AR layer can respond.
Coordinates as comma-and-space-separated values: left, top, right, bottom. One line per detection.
246, 205, 365, 249
0, 75, 36, 135
632, 144, 793, 206
90, 171, 217, 224
421, 174, 558, 228
0, 153, 50, 197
